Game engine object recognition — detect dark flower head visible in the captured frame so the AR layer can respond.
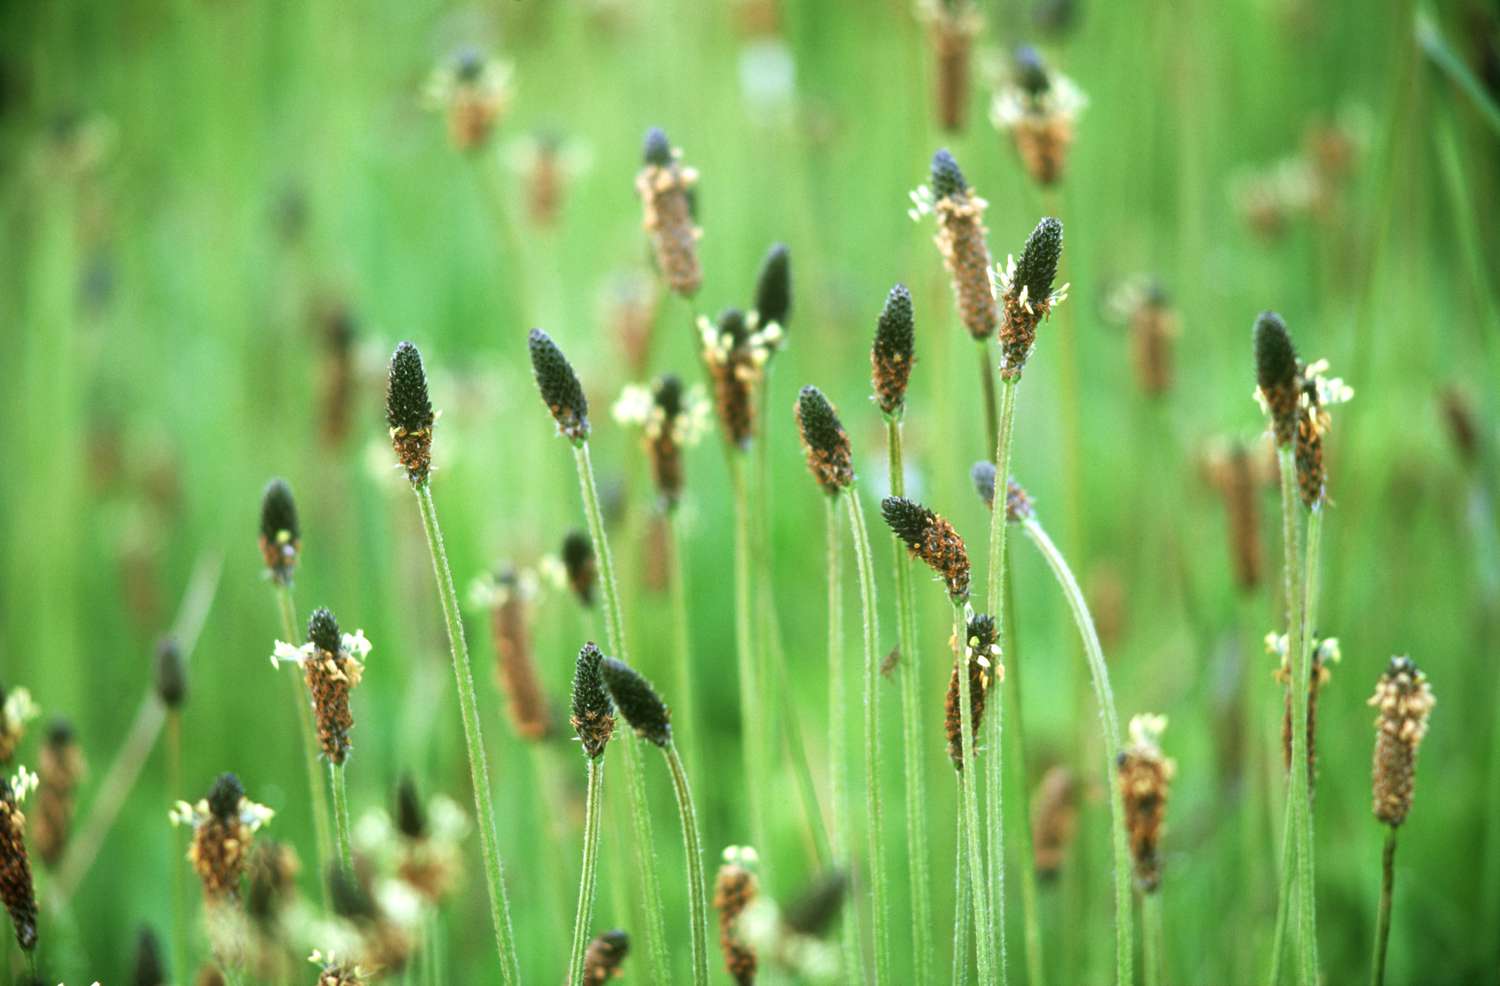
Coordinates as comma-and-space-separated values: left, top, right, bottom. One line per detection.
655, 374, 684, 418
781, 870, 848, 936
327, 864, 377, 922
529, 328, 590, 443
258, 478, 300, 583
454, 46, 485, 83
155, 636, 187, 709
1253, 311, 1300, 446
970, 460, 997, 509
718, 307, 750, 347
1016, 217, 1064, 304
930, 148, 968, 200
133, 926, 166, 986
871, 283, 916, 415
945, 612, 1000, 769
1014, 45, 1050, 95
881, 496, 970, 600
386, 342, 436, 484
583, 929, 631, 986
307, 608, 341, 654
599, 657, 671, 748
0, 773, 38, 952
395, 775, 425, 839
795, 386, 854, 495
753, 243, 792, 330
643, 127, 672, 167
207, 773, 244, 823
562, 530, 597, 606
571, 642, 617, 759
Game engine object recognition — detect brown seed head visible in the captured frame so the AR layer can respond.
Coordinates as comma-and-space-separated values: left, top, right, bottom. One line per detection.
635, 128, 703, 297
186, 774, 259, 901
880, 496, 971, 601
1128, 287, 1177, 397
997, 217, 1065, 380
1031, 765, 1078, 880
929, 5, 981, 132
1253, 313, 1300, 447
871, 284, 916, 416
700, 308, 767, 449
562, 531, 598, 607
303, 609, 364, 765
1369, 656, 1434, 827
33, 720, 83, 869
0, 773, 39, 952
582, 929, 630, 986
1117, 715, 1175, 892
944, 613, 1000, 769
795, 386, 854, 495
929, 149, 999, 341
571, 643, 617, 760
1220, 441, 1263, 591
487, 567, 552, 741
385, 342, 436, 485
713, 853, 759, 986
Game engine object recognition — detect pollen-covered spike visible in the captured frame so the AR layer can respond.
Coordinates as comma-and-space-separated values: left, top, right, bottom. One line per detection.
258, 478, 300, 583
395, 775, 426, 840
571, 642, 617, 760
1016, 216, 1063, 304
1118, 716, 1175, 892
207, 773, 243, 822
880, 496, 970, 600
307, 608, 341, 655
871, 284, 916, 415
753, 243, 791, 329
599, 657, 671, 748
1369, 656, 1434, 827
998, 216, 1065, 379
386, 342, 436, 484
33, 718, 84, 868
713, 855, 759, 986
529, 329, 591, 443
930, 147, 968, 200
795, 386, 854, 495
582, 929, 631, 986
643, 127, 672, 167
0, 773, 39, 951
1253, 312, 1300, 447
155, 636, 187, 709
945, 613, 997, 769
636, 129, 702, 297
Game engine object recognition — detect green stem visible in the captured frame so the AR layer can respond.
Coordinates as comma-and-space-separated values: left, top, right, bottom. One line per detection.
729, 452, 769, 855
977, 340, 1000, 460
846, 489, 891, 985
667, 512, 699, 776
412, 483, 521, 984
168, 713, 188, 986
953, 602, 996, 986
953, 805, 971, 986
1143, 892, 1164, 986
572, 442, 669, 984
1268, 443, 1304, 986
887, 415, 934, 984
1290, 505, 1325, 986
825, 496, 863, 979
665, 743, 711, 986
1370, 826, 1398, 986
274, 582, 335, 899
329, 762, 353, 869
567, 756, 606, 986
1003, 553, 1045, 986
1268, 793, 1294, 985
1021, 517, 1134, 986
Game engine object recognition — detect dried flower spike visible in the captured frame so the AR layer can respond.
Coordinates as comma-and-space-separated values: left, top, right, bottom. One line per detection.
155, 636, 188, 709
880, 496, 971, 600
1126, 281, 1178, 397
990, 46, 1086, 186
572, 643, 617, 760
476, 566, 552, 740
1032, 765, 1078, 880
385, 342, 436, 485
635, 127, 703, 297
713, 846, 759, 986
1289, 357, 1353, 508
1117, 714, 1176, 892
599, 657, 671, 749
924, 2, 982, 132
1215, 440, 1263, 591
271, 611, 371, 765
1253, 312, 1300, 447
1369, 656, 1434, 827
699, 308, 777, 449
795, 386, 854, 495
752, 243, 792, 333
0, 767, 39, 951
33, 720, 83, 869
529, 329, 591, 443
1269, 633, 1340, 789
582, 929, 630, 986
912, 149, 999, 341
170, 772, 274, 901
613, 375, 711, 511
562, 530, 598, 607
945, 612, 1001, 769
871, 283, 916, 416
258, 478, 300, 584
995, 216, 1067, 380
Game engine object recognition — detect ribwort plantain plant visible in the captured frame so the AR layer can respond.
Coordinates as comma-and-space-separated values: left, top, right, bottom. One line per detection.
529, 327, 670, 984
385, 341, 521, 984
566, 643, 616, 986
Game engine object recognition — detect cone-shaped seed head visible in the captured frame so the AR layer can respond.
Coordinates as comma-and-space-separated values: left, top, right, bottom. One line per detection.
529, 329, 590, 443
395, 775, 425, 839
155, 636, 187, 709
1253, 311, 1300, 446
304, 607, 360, 765
714, 858, 759, 986
931, 147, 968, 199
753, 243, 792, 329
386, 342, 436, 483
307, 608, 341, 655
258, 478, 300, 582
583, 929, 631, 986
1016, 217, 1063, 304
643, 127, 672, 166
795, 386, 854, 495
572, 642, 617, 759
600, 657, 671, 748
207, 773, 243, 823
871, 284, 916, 414
134, 926, 166, 986
945, 613, 997, 769
1370, 656, 1434, 827
881, 496, 970, 600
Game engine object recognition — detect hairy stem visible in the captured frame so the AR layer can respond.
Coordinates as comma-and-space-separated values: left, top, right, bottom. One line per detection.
1143, 892, 1164, 986
273, 582, 335, 898
1289, 504, 1325, 986
572, 442, 670, 984
1370, 826, 1398, 986
1003, 554, 1046, 986
977, 340, 1000, 460
412, 483, 521, 984
952, 601, 995, 986
846, 489, 890, 984
329, 762, 353, 869
566, 757, 606, 986
825, 496, 862, 979
728, 452, 769, 855
887, 415, 934, 984
665, 743, 711, 986
667, 512, 700, 775
953, 806, 971, 986
168, 713, 188, 986
1021, 517, 1134, 986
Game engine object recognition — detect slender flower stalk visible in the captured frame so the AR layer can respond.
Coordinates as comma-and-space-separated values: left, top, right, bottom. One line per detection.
1015, 502, 1134, 986
567, 643, 616, 986
950, 601, 995, 986
385, 342, 520, 984
822, 494, 861, 979
870, 283, 934, 984
529, 328, 670, 983
599, 657, 710, 986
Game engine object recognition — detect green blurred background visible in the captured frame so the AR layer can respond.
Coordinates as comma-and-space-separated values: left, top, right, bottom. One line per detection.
3, 0, 1498, 983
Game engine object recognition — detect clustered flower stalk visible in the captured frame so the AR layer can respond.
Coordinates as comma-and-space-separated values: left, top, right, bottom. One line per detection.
581, 929, 631, 986
635, 128, 702, 298
385, 341, 521, 985
1118, 715, 1175, 986
0, 767, 40, 956
713, 847, 760, 985
989, 46, 1086, 187
567, 643, 616, 986
795, 385, 890, 982
870, 282, 935, 983
529, 328, 670, 984
1368, 657, 1434, 986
